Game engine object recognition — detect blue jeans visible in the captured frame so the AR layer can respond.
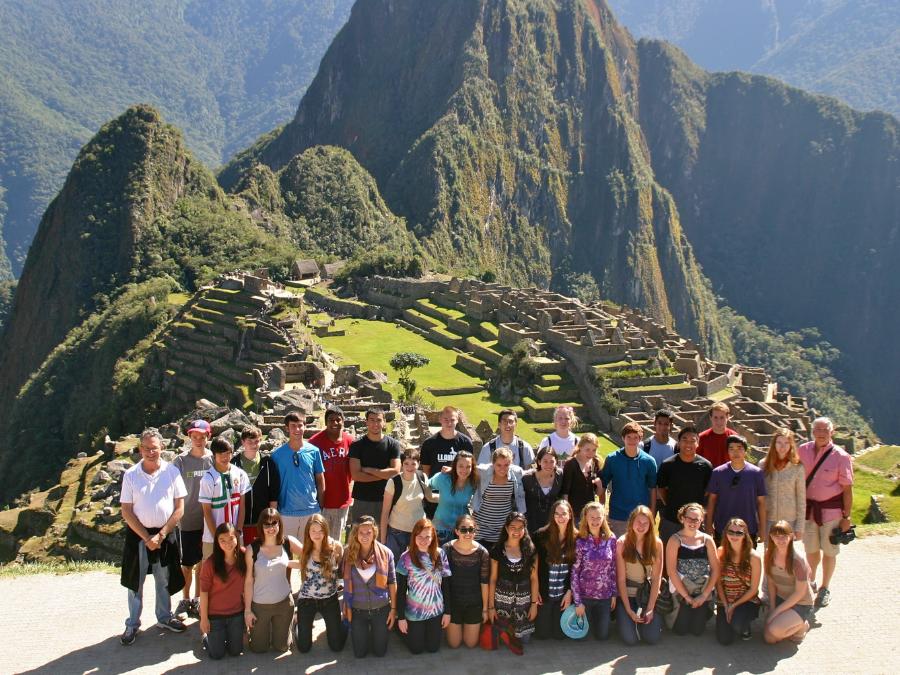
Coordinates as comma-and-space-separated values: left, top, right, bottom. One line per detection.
126, 540, 173, 628
580, 598, 612, 641
615, 597, 662, 646
350, 605, 391, 658
204, 613, 244, 659
386, 527, 411, 561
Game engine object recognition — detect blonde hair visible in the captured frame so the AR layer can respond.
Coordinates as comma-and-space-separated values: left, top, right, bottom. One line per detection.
344, 518, 379, 567
709, 402, 731, 415
578, 502, 612, 541
622, 506, 659, 565
491, 446, 514, 464
554, 405, 579, 427
574, 434, 603, 472
762, 428, 800, 477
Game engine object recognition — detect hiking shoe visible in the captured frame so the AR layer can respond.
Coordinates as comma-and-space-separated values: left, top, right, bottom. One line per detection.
190, 598, 201, 617
741, 628, 752, 641
175, 598, 192, 619
156, 617, 186, 633
815, 586, 831, 607
120, 626, 138, 645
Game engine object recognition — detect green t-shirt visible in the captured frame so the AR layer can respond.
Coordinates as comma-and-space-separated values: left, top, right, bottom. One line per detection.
240, 453, 261, 485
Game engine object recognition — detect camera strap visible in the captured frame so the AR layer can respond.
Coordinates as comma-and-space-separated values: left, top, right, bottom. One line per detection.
805, 446, 833, 487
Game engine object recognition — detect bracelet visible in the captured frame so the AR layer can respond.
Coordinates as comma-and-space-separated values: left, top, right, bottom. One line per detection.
531, 601, 538, 605
488, 606, 494, 610
390, 606, 396, 610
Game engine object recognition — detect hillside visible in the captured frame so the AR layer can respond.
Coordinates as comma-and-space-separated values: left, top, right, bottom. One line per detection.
606, 0, 900, 119
0, 0, 354, 278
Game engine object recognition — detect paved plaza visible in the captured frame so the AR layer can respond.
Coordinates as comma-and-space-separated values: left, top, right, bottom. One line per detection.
4, 535, 897, 675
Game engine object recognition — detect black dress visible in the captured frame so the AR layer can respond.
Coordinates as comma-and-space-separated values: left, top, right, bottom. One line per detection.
522, 468, 563, 534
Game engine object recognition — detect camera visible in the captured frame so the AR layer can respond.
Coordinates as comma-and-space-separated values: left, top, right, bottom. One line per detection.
829, 524, 856, 546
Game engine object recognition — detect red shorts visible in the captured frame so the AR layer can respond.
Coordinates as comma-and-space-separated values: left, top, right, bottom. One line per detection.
242, 526, 258, 545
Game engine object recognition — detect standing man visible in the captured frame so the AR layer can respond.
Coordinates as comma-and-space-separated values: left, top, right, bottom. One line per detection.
420, 405, 474, 518
656, 425, 713, 546
230, 425, 279, 545
119, 428, 187, 645
698, 402, 738, 468
799, 417, 854, 607
348, 407, 402, 523
476, 408, 535, 468
308, 406, 355, 537
172, 419, 213, 619
643, 409, 677, 467
600, 421, 657, 537
270, 411, 326, 540
199, 437, 250, 558
706, 435, 767, 544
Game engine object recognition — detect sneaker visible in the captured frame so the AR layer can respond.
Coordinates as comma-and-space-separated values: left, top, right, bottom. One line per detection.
815, 586, 831, 607
156, 617, 186, 633
189, 598, 201, 618
811, 581, 818, 595
120, 626, 138, 645
741, 628, 752, 641
174, 598, 192, 620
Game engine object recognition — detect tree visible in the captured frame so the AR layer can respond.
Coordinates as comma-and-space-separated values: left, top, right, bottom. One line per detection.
389, 352, 430, 401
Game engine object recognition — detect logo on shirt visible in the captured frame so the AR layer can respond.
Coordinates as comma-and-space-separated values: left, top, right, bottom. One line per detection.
436, 449, 457, 465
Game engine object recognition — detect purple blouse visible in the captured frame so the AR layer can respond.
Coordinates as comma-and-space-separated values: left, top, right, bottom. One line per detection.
571, 536, 618, 605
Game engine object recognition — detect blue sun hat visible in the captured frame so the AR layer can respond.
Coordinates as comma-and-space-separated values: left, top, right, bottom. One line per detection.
560, 604, 590, 639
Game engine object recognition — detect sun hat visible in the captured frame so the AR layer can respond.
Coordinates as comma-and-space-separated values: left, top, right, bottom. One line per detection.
560, 604, 590, 639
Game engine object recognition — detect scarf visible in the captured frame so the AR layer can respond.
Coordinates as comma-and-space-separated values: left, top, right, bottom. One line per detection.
342, 540, 390, 609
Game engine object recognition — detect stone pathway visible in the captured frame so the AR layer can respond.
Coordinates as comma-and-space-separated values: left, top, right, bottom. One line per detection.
4, 535, 898, 675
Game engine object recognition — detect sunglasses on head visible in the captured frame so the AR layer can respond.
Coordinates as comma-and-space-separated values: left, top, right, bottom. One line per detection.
355, 516, 376, 525
457, 526, 476, 534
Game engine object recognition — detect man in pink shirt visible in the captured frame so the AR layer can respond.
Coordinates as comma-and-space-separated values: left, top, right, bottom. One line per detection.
798, 417, 853, 608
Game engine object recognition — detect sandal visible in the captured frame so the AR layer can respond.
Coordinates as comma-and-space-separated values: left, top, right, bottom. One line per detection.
788, 630, 807, 643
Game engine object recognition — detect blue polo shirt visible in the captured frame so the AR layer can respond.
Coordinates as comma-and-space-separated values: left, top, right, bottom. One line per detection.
271, 442, 325, 517
600, 448, 658, 521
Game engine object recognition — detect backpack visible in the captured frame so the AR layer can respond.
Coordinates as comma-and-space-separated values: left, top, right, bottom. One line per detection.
391, 470, 429, 508
250, 539, 292, 568
489, 437, 525, 466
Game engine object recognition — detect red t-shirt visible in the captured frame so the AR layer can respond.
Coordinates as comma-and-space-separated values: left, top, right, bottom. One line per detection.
697, 427, 737, 468
199, 555, 245, 616
308, 430, 354, 509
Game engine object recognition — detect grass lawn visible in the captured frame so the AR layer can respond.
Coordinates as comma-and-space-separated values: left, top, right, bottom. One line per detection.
855, 446, 900, 473
851, 468, 900, 525
167, 292, 191, 306
710, 386, 736, 401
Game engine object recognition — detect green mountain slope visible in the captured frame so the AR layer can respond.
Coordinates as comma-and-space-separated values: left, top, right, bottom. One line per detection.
0, 0, 353, 276
636, 38, 900, 437
221, 0, 730, 358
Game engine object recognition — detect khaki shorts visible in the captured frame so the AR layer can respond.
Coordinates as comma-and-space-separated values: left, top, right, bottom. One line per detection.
201, 541, 215, 560
802, 517, 842, 557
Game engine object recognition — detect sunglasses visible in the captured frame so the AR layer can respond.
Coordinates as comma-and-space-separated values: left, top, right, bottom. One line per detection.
457, 526, 476, 534
683, 516, 702, 525
263, 522, 279, 530
292, 452, 300, 467
726, 529, 746, 537
730, 473, 742, 489
355, 516, 376, 525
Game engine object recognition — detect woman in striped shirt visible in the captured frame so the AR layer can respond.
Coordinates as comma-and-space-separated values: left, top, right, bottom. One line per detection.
715, 517, 762, 643
472, 447, 526, 549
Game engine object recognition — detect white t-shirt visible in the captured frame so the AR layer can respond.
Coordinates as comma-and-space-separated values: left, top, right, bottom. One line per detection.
477, 436, 535, 467
644, 437, 677, 468
121, 460, 187, 529
384, 474, 426, 532
198, 465, 251, 542
538, 432, 579, 459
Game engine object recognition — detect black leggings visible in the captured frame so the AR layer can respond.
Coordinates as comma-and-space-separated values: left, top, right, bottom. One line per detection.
715, 602, 760, 645
296, 593, 348, 653
673, 602, 710, 637
534, 599, 565, 640
401, 615, 443, 654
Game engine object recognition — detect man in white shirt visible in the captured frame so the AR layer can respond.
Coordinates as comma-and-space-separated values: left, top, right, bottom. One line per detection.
120, 428, 188, 645
477, 408, 535, 468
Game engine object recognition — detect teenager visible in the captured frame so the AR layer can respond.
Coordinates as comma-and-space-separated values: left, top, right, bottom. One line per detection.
295, 514, 347, 653
698, 402, 737, 468
764, 521, 815, 644
396, 519, 452, 654
472, 447, 526, 549
420, 406, 475, 476
706, 435, 767, 544
477, 408, 536, 467
243, 509, 302, 653
488, 512, 539, 641
348, 408, 402, 523
571, 502, 618, 641
231, 425, 279, 545
522, 447, 564, 534
199, 523, 247, 659
656, 426, 712, 547
615, 505, 664, 646
642, 409, 677, 467
441, 514, 490, 648
560, 433, 603, 525
199, 438, 249, 560
380, 448, 435, 560
533, 500, 576, 640
759, 429, 806, 542
342, 516, 397, 658
308, 407, 354, 539
430, 451, 479, 544
271, 411, 325, 540
666, 503, 720, 637
601, 422, 657, 537
173, 419, 213, 618
715, 517, 762, 644
537, 406, 580, 459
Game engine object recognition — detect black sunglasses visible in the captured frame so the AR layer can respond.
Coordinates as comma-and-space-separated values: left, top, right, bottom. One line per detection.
730, 473, 741, 489
457, 526, 476, 534
355, 516, 376, 525
726, 529, 746, 537
292, 452, 300, 467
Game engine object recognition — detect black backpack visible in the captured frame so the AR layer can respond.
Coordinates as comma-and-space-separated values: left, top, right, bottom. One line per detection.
391, 470, 429, 507
489, 437, 525, 465
250, 538, 293, 575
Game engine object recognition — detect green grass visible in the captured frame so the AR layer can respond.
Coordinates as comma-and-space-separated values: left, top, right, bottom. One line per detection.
167, 292, 191, 306
615, 383, 695, 392
851, 468, 900, 525
710, 386, 737, 401
855, 446, 900, 473
0, 560, 119, 577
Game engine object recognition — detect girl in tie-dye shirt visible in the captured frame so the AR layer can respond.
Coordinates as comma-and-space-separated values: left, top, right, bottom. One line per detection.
396, 519, 452, 654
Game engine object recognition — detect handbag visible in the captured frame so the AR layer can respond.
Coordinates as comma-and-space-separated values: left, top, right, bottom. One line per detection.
635, 578, 675, 616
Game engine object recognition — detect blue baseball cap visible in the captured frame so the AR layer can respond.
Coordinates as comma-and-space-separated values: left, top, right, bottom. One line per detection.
560, 604, 590, 639
187, 419, 211, 435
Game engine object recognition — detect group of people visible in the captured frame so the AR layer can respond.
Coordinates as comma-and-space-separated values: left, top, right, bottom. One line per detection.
120, 400, 854, 659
